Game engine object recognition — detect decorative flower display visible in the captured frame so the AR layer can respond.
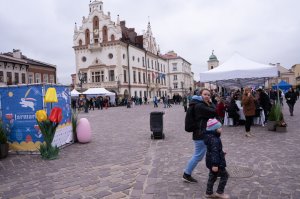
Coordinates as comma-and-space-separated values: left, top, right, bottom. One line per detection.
35, 87, 62, 160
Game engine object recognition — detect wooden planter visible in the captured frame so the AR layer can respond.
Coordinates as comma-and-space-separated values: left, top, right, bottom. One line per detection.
267, 121, 277, 131
0, 143, 9, 159
276, 126, 287, 132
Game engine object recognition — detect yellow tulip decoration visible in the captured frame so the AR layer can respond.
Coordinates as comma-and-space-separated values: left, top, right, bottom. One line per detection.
35, 87, 62, 160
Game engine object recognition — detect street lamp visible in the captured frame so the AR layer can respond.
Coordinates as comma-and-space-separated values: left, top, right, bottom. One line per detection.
77, 71, 85, 92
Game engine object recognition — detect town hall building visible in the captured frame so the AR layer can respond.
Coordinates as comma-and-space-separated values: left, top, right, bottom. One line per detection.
73, 0, 193, 99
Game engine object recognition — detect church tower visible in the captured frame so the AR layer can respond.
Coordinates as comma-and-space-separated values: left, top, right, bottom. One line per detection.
207, 50, 219, 70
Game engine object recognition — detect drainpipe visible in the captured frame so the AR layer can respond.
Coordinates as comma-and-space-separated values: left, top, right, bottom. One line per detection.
126, 43, 131, 97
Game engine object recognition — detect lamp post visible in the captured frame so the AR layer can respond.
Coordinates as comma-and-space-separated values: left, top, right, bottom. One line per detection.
77, 71, 85, 92
78, 71, 88, 113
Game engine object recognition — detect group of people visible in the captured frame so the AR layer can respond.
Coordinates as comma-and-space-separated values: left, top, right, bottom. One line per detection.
182, 86, 298, 198
71, 96, 111, 112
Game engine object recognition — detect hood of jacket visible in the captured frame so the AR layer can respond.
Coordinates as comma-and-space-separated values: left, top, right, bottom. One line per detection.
189, 95, 203, 106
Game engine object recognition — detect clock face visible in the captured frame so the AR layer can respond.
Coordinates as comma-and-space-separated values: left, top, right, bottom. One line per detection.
94, 29, 99, 35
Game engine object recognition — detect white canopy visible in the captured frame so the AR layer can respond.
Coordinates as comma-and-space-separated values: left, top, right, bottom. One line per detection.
71, 89, 81, 97
83, 88, 116, 105
199, 53, 278, 88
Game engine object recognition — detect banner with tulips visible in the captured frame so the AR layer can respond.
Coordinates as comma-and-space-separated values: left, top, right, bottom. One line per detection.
0, 84, 72, 152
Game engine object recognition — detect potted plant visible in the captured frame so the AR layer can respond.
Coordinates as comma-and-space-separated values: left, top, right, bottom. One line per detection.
276, 112, 287, 132
71, 110, 78, 143
267, 103, 280, 131
0, 121, 9, 159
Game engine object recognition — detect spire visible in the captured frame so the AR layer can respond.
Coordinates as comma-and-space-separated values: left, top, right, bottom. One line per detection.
74, 22, 78, 32
117, 14, 120, 25
147, 16, 152, 35
212, 50, 214, 55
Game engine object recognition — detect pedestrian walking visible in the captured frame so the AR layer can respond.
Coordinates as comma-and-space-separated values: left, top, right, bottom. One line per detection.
285, 88, 297, 116
204, 119, 230, 199
183, 89, 217, 183
182, 95, 188, 112
241, 87, 256, 137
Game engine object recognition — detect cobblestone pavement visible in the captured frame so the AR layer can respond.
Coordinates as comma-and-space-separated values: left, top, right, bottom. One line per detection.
1, 101, 300, 199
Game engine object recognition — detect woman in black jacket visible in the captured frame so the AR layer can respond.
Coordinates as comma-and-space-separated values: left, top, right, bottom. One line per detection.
285, 88, 297, 116
183, 88, 217, 183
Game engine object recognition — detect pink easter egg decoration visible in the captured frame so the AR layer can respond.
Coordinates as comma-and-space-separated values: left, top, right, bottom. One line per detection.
76, 118, 92, 143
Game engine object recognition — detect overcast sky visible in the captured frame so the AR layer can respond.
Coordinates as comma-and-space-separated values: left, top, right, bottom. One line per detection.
0, 0, 299, 84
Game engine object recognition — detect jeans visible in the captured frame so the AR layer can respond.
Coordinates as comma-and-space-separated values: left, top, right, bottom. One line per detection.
206, 168, 229, 195
184, 140, 207, 175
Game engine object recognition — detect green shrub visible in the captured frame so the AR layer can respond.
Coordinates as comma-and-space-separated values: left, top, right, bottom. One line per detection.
268, 102, 281, 122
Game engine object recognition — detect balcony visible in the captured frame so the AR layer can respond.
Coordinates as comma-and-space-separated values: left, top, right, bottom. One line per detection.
88, 43, 102, 51
84, 81, 118, 89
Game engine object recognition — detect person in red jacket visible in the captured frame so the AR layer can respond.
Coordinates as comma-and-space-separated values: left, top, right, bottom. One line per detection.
216, 98, 225, 124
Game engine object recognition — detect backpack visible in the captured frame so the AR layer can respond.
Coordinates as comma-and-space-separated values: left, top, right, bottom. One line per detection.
185, 104, 197, 132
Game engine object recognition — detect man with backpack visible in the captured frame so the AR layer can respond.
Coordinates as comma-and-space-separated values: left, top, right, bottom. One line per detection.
183, 89, 217, 183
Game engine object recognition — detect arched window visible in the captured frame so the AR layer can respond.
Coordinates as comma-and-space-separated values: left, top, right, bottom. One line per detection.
79, 39, 82, 46
102, 26, 108, 42
93, 16, 99, 30
85, 29, 90, 45
111, 34, 115, 41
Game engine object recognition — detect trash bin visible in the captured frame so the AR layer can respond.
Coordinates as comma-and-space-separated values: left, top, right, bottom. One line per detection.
150, 111, 165, 139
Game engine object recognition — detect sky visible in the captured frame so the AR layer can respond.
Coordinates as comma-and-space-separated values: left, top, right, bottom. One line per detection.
0, 0, 299, 85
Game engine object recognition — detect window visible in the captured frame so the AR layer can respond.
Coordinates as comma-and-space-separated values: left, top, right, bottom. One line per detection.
133, 71, 136, 83
28, 73, 34, 84
151, 60, 153, 69
91, 71, 101, 82
109, 70, 114, 81
22, 73, 26, 83
108, 53, 113, 59
138, 72, 141, 83
35, 73, 41, 83
91, 72, 95, 82
142, 57, 145, 67
85, 29, 90, 45
0, 71, 4, 82
6, 72, 12, 85
132, 56, 135, 61
123, 54, 126, 59
143, 73, 146, 83
140, 91, 142, 97
123, 70, 127, 82
173, 83, 178, 89
111, 34, 115, 41
79, 39, 82, 46
43, 74, 48, 83
49, 75, 55, 83
137, 57, 140, 63
155, 61, 157, 70
102, 26, 108, 42
148, 74, 150, 83
211, 66, 213, 69
82, 56, 87, 62
174, 75, 177, 80
14, 73, 19, 84
172, 63, 177, 71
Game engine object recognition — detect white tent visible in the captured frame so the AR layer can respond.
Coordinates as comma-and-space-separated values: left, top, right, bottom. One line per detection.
71, 89, 81, 97
199, 53, 278, 88
83, 88, 116, 105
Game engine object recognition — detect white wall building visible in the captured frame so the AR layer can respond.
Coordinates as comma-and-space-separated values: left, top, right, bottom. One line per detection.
73, 0, 193, 100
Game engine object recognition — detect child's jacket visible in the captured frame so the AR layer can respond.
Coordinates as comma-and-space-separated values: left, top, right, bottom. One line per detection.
204, 130, 227, 169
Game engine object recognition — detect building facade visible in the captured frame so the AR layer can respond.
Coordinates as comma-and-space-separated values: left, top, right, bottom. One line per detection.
162, 51, 193, 96
268, 63, 295, 88
0, 49, 56, 86
73, 0, 193, 99
291, 64, 300, 86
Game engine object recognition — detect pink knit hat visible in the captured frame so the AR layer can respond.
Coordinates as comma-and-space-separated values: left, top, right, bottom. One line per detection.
206, 118, 222, 131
